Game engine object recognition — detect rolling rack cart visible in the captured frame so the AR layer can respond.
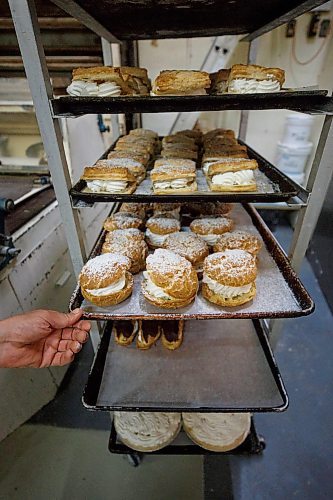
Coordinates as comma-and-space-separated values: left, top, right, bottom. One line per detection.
8, 0, 333, 486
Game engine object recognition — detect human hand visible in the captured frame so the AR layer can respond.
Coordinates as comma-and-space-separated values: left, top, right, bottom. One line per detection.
0, 309, 90, 368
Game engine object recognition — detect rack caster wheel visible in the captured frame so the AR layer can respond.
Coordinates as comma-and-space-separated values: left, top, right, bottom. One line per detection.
126, 452, 142, 467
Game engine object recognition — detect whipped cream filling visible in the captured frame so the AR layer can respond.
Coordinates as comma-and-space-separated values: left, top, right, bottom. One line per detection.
151, 89, 207, 96
203, 274, 252, 298
86, 180, 128, 193
228, 78, 280, 94
67, 80, 122, 97
211, 169, 255, 186
86, 274, 126, 296
145, 228, 171, 246
153, 178, 191, 190
191, 231, 220, 246
143, 271, 173, 300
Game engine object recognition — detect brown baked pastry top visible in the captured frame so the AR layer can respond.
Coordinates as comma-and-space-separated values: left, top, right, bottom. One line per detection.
207, 158, 258, 175
119, 203, 147, 219
107, 150, 150, 166
190, 217, 233, 235
82, 163, 136, 181
151, 161, 196, 181
153, 70, 211, 94
161, 148, 198, 160
146, 216, 181, 235
79, 253, 131, 289
104, 227, 145, 243
103, 212, 143, 231
213, 230, 262, 255
228, 64, 285, 85
163, 232, 209, 266
204, 129, 236, 141
203, 249, 257, 286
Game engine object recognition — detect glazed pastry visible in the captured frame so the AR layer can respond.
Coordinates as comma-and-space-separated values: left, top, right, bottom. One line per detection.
145, 216, 180, 249
202, 249, 257, 306
107, 150, 150, 168
207, 158, 258, 192
182, 413, 251, 452
150, 159, 197, 194
112, 320, 138, 346
163, 232, 209, 274
190, 217, 233, 247
141, 249, 198, 309
118, 202, 147, 219
152, 202, 181, 220
82, 162, 136, 194
161, 320, 184, 350
152, 70, 210, 96
103, 212, 143, 231
102, 229, 148, 274
79, 253, 133, 307
114, 411, 181, 452
227, 64, 285, 94
213, 230, 262, 255
136, 320, 162, 349
209, 69, 230, 94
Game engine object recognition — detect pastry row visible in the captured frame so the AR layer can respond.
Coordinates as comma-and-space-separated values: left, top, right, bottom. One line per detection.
79, 201, 262, 310
114, 411, 251, 453
67, 64, 285, 97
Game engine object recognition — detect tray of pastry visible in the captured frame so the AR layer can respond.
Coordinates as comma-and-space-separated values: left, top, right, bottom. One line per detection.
69, 203, 313, 320
69, 137, 302, 205
82, 318, 288, 412
52, 90, 330, 117
108, 418, 264, 455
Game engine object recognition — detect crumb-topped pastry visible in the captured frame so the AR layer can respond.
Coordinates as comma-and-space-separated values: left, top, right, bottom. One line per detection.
151, 159, 197, 194
190, 217, 233, 246
82, 162, 136, 194
114, 411, 181, 452
103, 212, 143, 232
163, 232, 209, 273
182, 412, 251, 452
142, 249, 198, 309
80, 253, 133, 307
102, 229, 148, 274
161, 320, 184, 350
207, 158, 258, 192
137, 320, 162, 350
145, 216, 181, 249
152, 70, 210, 96
104, 227, 145, 243
213, 230, 262, 255
152, 202, 181, 220
227, 64, 285, 94
112, 320, 138, 346
118, 203, 147, 219
202, 249, 257, 307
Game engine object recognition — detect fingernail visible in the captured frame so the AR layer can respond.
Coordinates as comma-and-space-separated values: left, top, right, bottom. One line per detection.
72, 308, 81, 314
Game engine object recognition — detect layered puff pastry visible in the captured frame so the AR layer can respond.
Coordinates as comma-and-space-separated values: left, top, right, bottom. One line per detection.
213, 230, 262, 256
206, 158, 258, 192
67, 66, 150, 97
227, 64, 285, 94
202, 249, 257, 307
82, 161, 137, 194
152, 70, 210, 96
80, 253, 133, 307
145, 216, 181, 249
107, 150, 150, 168
102, 229, 148, 274
142, 249, 199, 308
150, 159, 197, 194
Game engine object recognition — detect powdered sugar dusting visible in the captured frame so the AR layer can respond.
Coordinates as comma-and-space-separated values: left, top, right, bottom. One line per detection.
204, 249, 255, 277
82, 253, 130, 279
146, 217, 181, 232
190, 217, 233, 234
164, 232, 208, 260
147, 249, 191, 274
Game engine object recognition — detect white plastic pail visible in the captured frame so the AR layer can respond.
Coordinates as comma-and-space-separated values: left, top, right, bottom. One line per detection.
276, 141, 312, 174
281, 114, 313, 146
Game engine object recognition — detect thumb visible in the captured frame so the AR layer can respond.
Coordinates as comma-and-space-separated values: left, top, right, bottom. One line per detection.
46, 308, 83, 329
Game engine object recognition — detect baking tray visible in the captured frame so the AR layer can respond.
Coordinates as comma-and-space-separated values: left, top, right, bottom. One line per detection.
82, 319, 288, 412
108, 419, 265, 455
51, 90, 331, 117
69, 203, 314, 320
69, 140, 302, 205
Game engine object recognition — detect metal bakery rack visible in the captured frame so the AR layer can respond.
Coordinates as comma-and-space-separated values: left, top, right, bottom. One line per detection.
8, 0, 333, 464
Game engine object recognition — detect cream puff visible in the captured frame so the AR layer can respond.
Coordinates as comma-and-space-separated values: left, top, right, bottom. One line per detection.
118, 203, 147, 220
202, 249, 257, 307
207, 158, 258, 192
213, 230, 262, 255
184, 201, 232, 217
136, 320, 162, 350
163, 232, 209, 274
112, 320, 138, 346
161, 320, 184, 350
145, 216, 180, 249
103, 212, 143, 232
79, 253, 133, 307
142, 249, 198, 309
151, 159, 197, 194
82, 162, 136, 194
114, 411, 181, 452
182, 413, 251, 452
190, 217, 233, 247
152, 202, 181, 220
102, 229, 148, 274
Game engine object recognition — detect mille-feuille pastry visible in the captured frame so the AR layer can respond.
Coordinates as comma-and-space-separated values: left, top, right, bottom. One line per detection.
119, 67, 150, 95
82, 162, 136, 194
175, 129, 202, 144
66, 66, 131, 97
204, 129, 235, 141
163, 232, 209, 275
152, 70, 210, 96
207, 158, 258, 192
129, 128, 159, 141
136, 320, 162, 349
107, 150, 150, 168
152, 202, 181, 220
213, 230, 262, 255
190, 217, 233, 247
204, 135, 238, 148
209, 69, 230, 94
142, 249, 199, 309
104, 212, 143, 231
202, 249, 257, 307
118, 202, 147, 219
112, 320, 138, 346
202, 147, 249, 175
145, 216, 180, 249
161, 320, 184, 350
114, 411, 181, 452
182, 413, 251, 452
79, 253, 133, 307
162, 135, 198, 149
161, 147, 198, 161
227, 64, 285, 94
102, 229, 148, 274
203, 144, 247, 156
99, 157, 146, 184
151, 159, 197, 194
114, 142, 153, 157
115, 136, 155, 155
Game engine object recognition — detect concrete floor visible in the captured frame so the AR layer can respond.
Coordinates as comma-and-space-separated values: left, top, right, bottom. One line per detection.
0, 219, 332, 500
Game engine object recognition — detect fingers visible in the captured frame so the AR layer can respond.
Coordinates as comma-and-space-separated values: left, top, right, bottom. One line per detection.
58, 339, 83, 353
45, 308, 83, 329
52, 350, 75, 367
61, 326, 90, 343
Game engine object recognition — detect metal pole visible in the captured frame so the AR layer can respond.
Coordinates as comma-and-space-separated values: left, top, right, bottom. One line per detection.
8, 0, 86, 277
101, 38, 120, 139
238, 39, 259, 141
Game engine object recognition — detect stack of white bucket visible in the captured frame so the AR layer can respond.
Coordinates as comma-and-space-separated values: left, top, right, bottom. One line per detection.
275, 114, 313, 185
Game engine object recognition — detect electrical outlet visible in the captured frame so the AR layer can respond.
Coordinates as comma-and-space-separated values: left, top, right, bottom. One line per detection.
319, 19, 331, 37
